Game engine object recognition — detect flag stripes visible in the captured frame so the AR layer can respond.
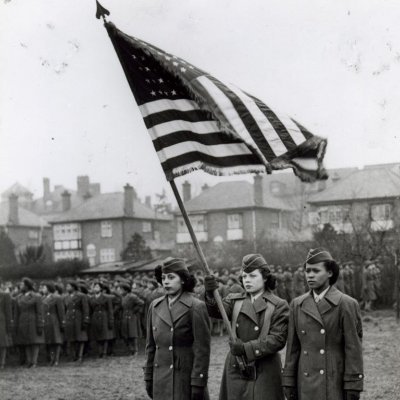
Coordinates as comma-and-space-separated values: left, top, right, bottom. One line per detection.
105, 22, 327, 182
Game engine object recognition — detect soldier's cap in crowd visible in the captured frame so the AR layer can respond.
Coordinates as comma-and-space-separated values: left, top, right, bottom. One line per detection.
159, 257, 188, 274
66, 280, 79, 290
148, 279, 159, 289
22, 277, 35, 291
305, 248, 334, 264
241, 254, 270, 273
119, 282, 131, 292
364, 259, 376, 267
43, 281, 55, 292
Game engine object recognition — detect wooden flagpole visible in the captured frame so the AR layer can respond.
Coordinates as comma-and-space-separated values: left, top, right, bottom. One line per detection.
170, 180, 235, 338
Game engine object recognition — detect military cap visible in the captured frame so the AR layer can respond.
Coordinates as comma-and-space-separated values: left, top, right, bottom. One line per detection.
305, 248, 333, 264
66, 280, 79, 290
54, 283, 64, 294
160, 257, 188, 274
241, 254, 269, 273
44, 281, 56, 293
119, 282, 131, 292
22, 277, 35, 291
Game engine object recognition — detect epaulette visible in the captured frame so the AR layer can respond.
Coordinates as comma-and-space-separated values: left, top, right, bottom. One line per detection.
226, 292, 246, 300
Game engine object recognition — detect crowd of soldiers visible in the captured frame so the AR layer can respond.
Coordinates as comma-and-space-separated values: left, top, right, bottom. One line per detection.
0, 258, 387, 368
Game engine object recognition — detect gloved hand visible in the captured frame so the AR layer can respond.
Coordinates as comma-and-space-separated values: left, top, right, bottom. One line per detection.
204, 275, 218, 293
145, 380, 153, 399
229, 339, 245, 356
344, 390, 361, 400
283, 387, 297, 400
191, 385, 205, 400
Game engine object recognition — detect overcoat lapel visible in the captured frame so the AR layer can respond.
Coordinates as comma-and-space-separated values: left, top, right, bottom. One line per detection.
170, 292, 192, 323
253, 295, 268, 314
154, 297, 173, 327
300, 293, 324, 326
240, 297, 259, 325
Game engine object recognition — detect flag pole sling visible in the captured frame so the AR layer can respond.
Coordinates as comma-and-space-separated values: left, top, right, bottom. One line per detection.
169, 180, 235, 338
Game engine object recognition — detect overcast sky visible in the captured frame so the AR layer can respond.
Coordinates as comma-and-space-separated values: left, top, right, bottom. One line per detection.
1, 0, 399, 202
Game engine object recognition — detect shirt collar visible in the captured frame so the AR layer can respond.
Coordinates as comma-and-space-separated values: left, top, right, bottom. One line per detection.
250, 291, 264, 303
313, 286, 330, 302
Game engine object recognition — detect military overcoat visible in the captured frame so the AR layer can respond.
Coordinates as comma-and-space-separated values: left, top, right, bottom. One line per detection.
120, 292, 144, 339
0, 292, 13, 347
43, 293, 65, 344
15, 291, 45, 345
283, 286, 364, 400
64, 292, 90, 342
206, 291, 289, 400
144, 292, 211, 400
89, 293, 114, 341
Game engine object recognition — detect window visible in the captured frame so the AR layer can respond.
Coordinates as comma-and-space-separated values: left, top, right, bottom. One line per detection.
86, 244, 96, 266
54, 240, 81, 250
227, 214, 243, 230
101, 221, 112, 238
318, 206, 350, 225
270, 212, 280, 228
53, 250, 83, 261
100, 248, 116, 263
177, 215, 207, 233
53, 223, 81, 240
29, 230, 39, 239
142, 221, 152, 233
371, 204, 392, 221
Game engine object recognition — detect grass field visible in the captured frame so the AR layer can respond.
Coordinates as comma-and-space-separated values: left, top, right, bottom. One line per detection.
0, 310, 399, 400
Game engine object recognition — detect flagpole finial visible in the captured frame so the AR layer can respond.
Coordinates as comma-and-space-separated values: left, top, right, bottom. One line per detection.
95, 0, 110, 22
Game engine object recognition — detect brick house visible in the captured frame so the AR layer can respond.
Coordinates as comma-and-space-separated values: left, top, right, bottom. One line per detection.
174, 166, 358, 246
175, 177, 297, 246
0, 194, 52, 257
307, 164, 400, 233
49, 185, 174, 265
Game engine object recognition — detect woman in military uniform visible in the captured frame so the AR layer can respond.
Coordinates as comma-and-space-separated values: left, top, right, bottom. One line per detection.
64, 280, 90, 363
42, 281, 65, 366
283, 248, 364, 400
89, 281, 114, 358
144, 257, 211, 400
0, 280, 13, 368
15, 277, 45, 368
204, 254, 289, 400
117, 282, 144, 355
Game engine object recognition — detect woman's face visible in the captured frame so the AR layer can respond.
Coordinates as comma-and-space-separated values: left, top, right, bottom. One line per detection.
66, 283, 73, 293
42, 285, 49, 295
242, 269, 265, 294
305, 262, 332, 291
93, 283, 101, 294
162, 272, 183, 296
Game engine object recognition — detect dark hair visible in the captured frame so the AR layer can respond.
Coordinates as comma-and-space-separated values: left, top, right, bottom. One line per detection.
239, 268, 277, 291
54, 283, 64, 295
22, 277, 35, 291
154, 265, 196, 292
44, 282, 56, 293
303, 260, 339, 285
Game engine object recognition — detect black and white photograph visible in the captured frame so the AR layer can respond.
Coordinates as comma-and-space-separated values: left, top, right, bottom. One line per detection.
0, 0, 399, 399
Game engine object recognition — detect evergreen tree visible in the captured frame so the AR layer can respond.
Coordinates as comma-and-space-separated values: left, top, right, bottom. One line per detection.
121, 233, 152, 261
0, 230, 17, 266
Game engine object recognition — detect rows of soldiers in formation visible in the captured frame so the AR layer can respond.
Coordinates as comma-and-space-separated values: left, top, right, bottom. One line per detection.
0, 259, 382, 369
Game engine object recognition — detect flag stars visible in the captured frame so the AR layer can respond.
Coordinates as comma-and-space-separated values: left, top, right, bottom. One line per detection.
172, 61, 179, 66
171, 90, 177, 96
165, 56, 171, 61
150, 91, 156, 96
180, 67, 187, 72
145, 67, 151, 71
158, 78, 164, 83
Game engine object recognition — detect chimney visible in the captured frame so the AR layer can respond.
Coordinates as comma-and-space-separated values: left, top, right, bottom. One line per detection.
8, 194, 19, 225
253, 175, 263, 206
145, 196, 152, 208
201, 183, 209, 192
89, 183, 101, 196
61, 190, 71, 212
182, 181, 191, 202
124, 184, 134, 217
77, 175, 90, 197
43, 178, 50, 201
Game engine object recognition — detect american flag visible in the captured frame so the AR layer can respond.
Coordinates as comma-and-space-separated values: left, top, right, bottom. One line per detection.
105, 22, 327, 182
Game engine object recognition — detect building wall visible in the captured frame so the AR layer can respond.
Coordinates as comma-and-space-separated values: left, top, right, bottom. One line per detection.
4, 225, 52, 256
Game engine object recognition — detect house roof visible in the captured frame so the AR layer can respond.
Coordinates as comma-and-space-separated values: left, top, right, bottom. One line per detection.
1, 182, 33, 199
308, 167, 400, 203
0, 204, 49, 228
50, 192, 172, 223
181, 167, 358, 214
183, 180, 294, 212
